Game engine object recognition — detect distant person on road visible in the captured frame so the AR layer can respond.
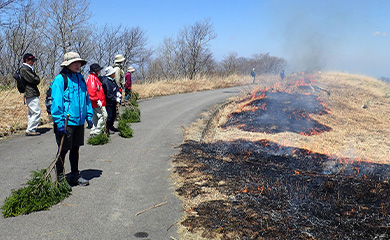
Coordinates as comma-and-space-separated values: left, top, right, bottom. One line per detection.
280, 70, 285, 80
251, 68, 256, 84
124, 66, 135, 102
86, 63, 107, 136
20, 53, 41, 136
50, 51, 93, 186
101, 66, 121, 134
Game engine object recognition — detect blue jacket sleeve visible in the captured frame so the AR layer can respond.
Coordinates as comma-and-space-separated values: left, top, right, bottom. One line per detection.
50, 75, 65, 129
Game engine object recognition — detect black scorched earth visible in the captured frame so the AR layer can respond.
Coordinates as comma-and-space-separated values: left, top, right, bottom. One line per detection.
174, 87, 390, 239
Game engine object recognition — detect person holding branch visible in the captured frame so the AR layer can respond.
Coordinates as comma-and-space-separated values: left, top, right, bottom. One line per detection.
50, 52, 93, 186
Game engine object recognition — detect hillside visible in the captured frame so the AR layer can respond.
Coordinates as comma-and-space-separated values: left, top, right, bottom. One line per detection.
173, 72, 390, 239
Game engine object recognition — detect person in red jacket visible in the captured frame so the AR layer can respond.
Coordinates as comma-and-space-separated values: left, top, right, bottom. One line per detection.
86, 63, 107, 136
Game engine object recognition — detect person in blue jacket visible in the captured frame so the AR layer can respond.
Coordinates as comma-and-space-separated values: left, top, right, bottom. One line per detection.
101, 66, 121, 134
51, 52, 93, 186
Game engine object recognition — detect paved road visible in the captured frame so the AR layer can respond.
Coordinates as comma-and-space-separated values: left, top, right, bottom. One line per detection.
0, 86, 245, 240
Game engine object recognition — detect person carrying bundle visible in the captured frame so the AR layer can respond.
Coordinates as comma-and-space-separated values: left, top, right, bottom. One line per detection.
50, 52, 93, 186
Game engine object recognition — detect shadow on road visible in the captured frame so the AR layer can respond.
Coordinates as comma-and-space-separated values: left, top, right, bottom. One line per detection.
37, 127, 52, 135
80, 169, 103, 180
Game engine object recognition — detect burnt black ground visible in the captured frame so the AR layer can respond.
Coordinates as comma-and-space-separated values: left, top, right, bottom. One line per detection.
174, 139, 390, 239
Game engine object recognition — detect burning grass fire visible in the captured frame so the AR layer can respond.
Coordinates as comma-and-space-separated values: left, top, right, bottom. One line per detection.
174, 77, 390, 239
174, 139, 390, 239
221, 88, 331, 136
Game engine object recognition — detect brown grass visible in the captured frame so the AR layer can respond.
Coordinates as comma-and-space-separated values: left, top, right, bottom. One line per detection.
174, 71, 390, 239
0, 85, 51, 137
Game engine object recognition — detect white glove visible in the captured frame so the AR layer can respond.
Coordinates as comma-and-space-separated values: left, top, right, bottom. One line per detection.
116, 97, 121, 103
97, 100, 102, 108
116, 92, 122, 98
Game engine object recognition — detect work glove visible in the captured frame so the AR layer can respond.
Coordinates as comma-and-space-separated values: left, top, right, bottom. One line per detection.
86, 120, 93, 129
97, 100, 102, 108
116, 91, 122, 98
116, 97, 121, 103
57, 126, 67, 135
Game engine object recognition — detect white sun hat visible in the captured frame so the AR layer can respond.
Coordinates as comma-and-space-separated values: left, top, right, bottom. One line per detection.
60, 52, 87, 67
104, 66, 116, 76
114, 54, 126, 63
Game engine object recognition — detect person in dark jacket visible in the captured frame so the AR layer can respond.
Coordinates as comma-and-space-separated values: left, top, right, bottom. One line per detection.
251, 68, 256, 84
280, 70, 285, 80
20, 53, 41, 136
101, 66, 121, 134
51, 51, 93, 186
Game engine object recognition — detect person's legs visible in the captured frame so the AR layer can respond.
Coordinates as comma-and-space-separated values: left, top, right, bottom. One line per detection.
90, 107, 98, 135
69, 146, 79, 173
69, 126, 89, 186
106, 104, 118, 131
95, 107, 105, 134
26, 97, 41, 134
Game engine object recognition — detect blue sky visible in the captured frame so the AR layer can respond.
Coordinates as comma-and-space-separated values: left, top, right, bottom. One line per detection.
90, 0, 390, 78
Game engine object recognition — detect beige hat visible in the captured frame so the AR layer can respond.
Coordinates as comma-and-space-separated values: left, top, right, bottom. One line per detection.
60, 52, 87, 67
127, 66, 135, 73
104, 66, 116, 76
114, 54, 126, 63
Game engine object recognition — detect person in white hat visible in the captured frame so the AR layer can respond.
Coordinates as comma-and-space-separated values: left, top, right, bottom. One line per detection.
50, 51, 93, 186
124, 66, 135, 102
101, 66, 121, 134
112, 54, 125, 89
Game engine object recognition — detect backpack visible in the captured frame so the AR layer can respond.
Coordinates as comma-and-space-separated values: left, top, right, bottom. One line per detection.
45, 73, 68, 114
13, 67, 26, 93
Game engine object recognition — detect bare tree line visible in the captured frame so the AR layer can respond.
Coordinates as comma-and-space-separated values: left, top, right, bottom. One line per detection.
0, 0, 286, 86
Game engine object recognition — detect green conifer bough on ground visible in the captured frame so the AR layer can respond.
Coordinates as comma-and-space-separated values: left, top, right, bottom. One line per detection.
87, 130, 110, 145
1, 169, 71, 218
120, 106, 140, 123
2, 115, 72, 218
118, 118, 133, 138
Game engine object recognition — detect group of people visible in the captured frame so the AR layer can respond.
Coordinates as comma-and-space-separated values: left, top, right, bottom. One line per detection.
20, 51, 135, 186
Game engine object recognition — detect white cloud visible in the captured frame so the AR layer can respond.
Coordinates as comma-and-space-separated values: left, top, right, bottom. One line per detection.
373, 31, 387, 37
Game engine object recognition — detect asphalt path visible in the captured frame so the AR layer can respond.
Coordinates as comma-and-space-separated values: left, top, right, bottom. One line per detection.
0, 86, 246, 240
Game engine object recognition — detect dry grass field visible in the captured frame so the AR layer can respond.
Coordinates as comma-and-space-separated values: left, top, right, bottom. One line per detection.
174, 72, 390, 239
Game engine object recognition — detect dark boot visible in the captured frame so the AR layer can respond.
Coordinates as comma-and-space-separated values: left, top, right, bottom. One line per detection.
70, 172, 89, 186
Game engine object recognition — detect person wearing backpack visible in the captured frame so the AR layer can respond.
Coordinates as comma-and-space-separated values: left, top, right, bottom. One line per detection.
86, 63, 107, 136
50, 52, 93, 186
20, 53, 41, 136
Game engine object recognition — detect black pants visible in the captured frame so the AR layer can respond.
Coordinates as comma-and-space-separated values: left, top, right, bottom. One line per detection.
54, 124, 84, 176
56, 146, 79, 176
106, 103, 117, 130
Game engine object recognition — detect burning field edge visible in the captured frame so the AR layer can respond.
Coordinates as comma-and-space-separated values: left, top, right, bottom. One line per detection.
171, 72, 390, 240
